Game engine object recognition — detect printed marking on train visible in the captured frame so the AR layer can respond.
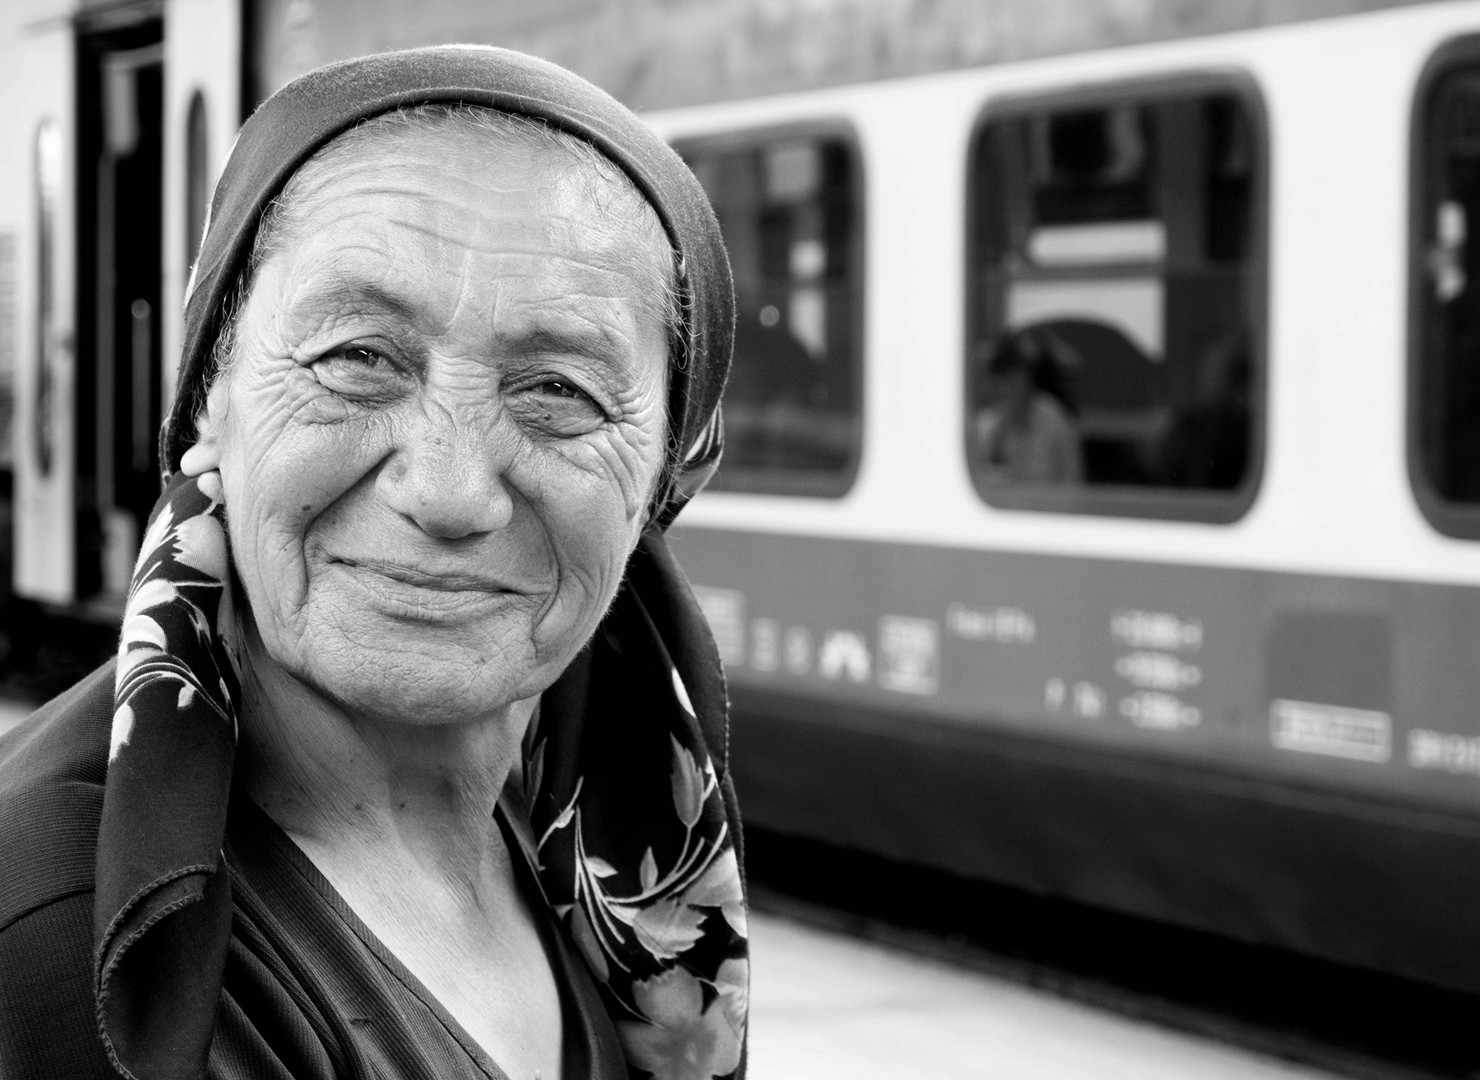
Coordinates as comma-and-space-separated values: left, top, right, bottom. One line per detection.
1121, 691, 1202, 730
1044, 679, 1107, 719
750, 618, 780, 672
783, 626, 814, 676
946, 603, 1035, 645
1409, 729, 1480, 776
1112, 609, 1203, 652
1270, 699, 1392, 763
877, 616, 940, 695
818, 630, 871, 683
692, 586, 747, 666
1115, 650, 1202, 691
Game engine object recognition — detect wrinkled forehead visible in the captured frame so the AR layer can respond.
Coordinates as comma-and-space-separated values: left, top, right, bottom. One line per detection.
260, 110, 676, 304
283, 108, 641, 210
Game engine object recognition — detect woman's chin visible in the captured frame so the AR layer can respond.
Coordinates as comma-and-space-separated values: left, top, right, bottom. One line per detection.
254, 628, 556, 728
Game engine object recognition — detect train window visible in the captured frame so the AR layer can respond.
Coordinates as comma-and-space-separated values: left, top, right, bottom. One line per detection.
676, 129, 862, 496
1413, 46, 1480, 537
967, 82, 1264, 520
185, 91, 208, 272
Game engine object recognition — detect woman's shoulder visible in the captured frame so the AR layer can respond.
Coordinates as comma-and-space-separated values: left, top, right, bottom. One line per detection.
0, 888, 115, 1077
0, 662, 115, 933
0, 663, 118, 1077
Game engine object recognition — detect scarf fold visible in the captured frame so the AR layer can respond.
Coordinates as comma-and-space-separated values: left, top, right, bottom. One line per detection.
95, 472, 748, 1080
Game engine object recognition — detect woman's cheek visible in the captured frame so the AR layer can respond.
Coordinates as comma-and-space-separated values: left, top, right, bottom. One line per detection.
264, 406, 397, 498
559, 419, 663, 521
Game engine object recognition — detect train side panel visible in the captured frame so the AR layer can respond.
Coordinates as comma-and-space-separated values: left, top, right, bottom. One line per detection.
672, 529, 1480, 992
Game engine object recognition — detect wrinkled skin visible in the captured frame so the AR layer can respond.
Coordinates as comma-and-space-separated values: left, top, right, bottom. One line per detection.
188, 125, 671, 728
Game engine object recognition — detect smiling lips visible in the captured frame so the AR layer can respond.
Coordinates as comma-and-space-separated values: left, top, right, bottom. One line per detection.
329, 555, 526, 595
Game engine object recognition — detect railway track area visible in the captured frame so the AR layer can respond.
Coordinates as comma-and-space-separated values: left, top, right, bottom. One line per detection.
745, 830, 1480, 1080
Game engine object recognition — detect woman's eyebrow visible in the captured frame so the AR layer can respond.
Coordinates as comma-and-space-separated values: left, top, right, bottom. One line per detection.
502, 320, 644, 376
290, 274, 422, 325
289, 270, 652, 376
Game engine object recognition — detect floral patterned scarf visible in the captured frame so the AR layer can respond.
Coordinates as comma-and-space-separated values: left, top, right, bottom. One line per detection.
95, 471, 748, 1080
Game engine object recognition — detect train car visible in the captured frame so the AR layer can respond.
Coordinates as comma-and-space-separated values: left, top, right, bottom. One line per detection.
0, 0, 239, 612
649, 4, 1480, 998
6, 0, 1480, 999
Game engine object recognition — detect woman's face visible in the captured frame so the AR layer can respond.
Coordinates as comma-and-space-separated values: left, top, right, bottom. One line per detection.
196, 123, 671, 725
983, 365, 1031, 411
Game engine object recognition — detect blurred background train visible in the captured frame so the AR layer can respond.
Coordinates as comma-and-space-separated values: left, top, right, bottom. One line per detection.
6, 0, 1480, 1002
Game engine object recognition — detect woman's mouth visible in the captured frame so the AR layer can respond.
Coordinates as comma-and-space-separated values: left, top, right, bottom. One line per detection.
330, 555, 521, 594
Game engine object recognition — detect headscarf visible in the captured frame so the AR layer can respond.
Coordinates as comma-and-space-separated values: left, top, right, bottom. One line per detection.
97, 46, 745, 1080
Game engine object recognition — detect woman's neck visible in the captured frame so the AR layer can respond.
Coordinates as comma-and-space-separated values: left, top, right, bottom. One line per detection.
229, 632, 566, 1079
232, 629, 535, 892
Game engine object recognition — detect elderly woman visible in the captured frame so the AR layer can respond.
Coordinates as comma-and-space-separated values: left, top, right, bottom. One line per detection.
0, 47, 746, 1080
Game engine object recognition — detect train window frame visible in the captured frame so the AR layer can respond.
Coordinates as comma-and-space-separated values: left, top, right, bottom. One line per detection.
672, 120, 866, 499
33, 118, 62, 480
964, 71, 1268, 523
1408, 34, 1480, 540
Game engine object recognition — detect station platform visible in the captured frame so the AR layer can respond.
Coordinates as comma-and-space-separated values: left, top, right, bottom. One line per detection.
747, 910, 1340, 1080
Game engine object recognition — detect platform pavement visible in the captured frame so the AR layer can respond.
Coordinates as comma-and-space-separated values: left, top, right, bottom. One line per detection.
746, 912, 1343, 1080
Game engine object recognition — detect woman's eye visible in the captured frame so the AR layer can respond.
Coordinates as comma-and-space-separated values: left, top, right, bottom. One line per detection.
311, 344, 408, 398
536, 378, 590, 401
516, 377, 607, 435
323, 344, 389, 368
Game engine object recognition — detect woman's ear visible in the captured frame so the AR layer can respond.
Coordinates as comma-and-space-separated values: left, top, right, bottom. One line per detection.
179, 380, 229, 477
179, 437, 220, 477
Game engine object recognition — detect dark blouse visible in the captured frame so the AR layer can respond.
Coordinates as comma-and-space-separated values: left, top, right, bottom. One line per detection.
215, 798, 627, 1080
0, 665, 627, 1079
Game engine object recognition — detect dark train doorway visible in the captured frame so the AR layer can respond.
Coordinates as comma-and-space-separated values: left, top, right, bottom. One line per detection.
76, 17, 165, 602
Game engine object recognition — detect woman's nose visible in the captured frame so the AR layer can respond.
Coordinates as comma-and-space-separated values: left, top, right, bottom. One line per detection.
377, 408, 516, 540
